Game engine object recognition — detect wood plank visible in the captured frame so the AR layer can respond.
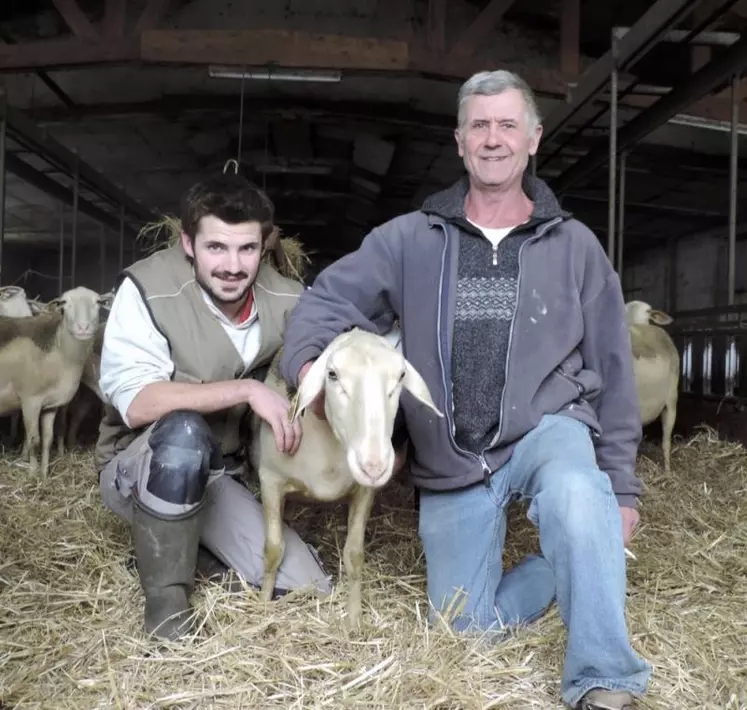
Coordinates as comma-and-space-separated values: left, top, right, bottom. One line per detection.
428, 0, 447, 54
560, 0, 580, 80
51, 0, 99, 40
448, 0, 518, 58
134, 0, 172, 33
0, 37, 138, 71
140, 30, 410, 70
103, 0, 128, 39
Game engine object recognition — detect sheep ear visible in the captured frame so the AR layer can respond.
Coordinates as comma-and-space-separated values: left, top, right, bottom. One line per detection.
0, 286, 22, 300
402, 360, 443, 418
291, 349, 333, 421
650, 309, 673, 326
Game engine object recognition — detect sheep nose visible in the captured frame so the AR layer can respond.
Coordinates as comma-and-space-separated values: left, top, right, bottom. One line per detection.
356, 455, 388, 481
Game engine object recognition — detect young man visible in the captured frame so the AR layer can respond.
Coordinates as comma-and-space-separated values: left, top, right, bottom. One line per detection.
95, 173, 331, 641
277, 71, 651, 710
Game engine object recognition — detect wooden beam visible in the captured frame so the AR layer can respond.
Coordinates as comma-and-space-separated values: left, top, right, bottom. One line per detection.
0, 36, 138, 71
448, 0, 518, 58
560, 0, 580, 80
140, 30, 410, 70
134, 0, 172, 33
103, 0, 128, 39
428, 0, 447, 54
50, 0, 99, 41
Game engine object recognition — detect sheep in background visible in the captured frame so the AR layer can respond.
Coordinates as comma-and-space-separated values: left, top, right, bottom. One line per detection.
250, 327, 442, 627
625, 300, 680, 474
0, 286, 103, 478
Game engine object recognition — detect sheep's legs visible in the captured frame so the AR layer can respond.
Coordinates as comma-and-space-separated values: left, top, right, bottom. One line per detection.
56, 405, 68, 458
661, 395, 677, 475
39, 408, 57, 479
20, 399, 42, 475
260, 472, 287, 601
343, 485, 376, 628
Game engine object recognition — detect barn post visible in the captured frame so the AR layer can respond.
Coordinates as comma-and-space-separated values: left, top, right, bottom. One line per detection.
607, 29, 619, 265
58, 203, 65, 293
0, 91, 6, 287
71, 152, 79, 286
617, 149, 627, 279
727, 72, 740, 306
118, 203, 125, 272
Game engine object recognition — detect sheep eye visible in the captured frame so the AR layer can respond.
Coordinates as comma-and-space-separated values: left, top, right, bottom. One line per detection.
327, 369, 338, 381
399, 370, 406, 381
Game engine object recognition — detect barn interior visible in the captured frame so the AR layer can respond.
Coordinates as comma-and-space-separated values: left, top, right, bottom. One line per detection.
1, 1, 747, 708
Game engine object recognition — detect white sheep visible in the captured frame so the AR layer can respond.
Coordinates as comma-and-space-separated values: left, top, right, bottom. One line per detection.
250, 327, 442, 626
625, 300, 680, 474
0, 286, 103, 477
0, 286, 34, 447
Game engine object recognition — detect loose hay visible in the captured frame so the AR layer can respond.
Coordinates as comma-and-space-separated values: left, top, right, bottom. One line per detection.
136, 217, 312, 284
1, 429, 746, 709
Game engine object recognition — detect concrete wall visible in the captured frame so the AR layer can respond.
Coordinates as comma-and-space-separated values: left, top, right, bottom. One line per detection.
622, 232, 747, 312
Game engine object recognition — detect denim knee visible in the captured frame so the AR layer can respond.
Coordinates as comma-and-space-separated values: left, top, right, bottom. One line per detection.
145, 410, 223, 506
530, 466, 614, 534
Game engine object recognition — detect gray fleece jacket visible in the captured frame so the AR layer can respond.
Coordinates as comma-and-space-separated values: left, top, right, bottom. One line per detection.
280, 175, 644, 509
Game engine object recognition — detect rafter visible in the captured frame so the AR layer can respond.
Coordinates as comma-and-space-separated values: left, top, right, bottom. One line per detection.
134, 0, 172, 33
103, 0, 128, 39
50, 0, 99, 41
448, 0, 518, 58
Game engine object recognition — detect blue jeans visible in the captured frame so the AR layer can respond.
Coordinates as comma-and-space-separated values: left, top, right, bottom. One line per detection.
418, 414, 651, 707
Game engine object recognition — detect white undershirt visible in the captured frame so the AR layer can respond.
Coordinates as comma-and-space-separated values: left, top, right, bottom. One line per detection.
466, 218, 517, 248
99, 276, 263, 428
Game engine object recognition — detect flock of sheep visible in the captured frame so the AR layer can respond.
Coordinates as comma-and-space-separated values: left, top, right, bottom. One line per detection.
0, 281, 680, 621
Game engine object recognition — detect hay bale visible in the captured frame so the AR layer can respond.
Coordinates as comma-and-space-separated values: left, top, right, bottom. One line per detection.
1, 428, 746, 708
136, 217, 312, 284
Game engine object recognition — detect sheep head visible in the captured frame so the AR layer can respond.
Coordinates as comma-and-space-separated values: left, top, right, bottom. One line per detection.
625, 300, 673, 327
0, 286, 33, 318
49, 286, 104, 341
293, 328, 443, 489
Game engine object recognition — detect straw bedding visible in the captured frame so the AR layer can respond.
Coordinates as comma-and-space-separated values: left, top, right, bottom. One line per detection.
1, 429, 746, 709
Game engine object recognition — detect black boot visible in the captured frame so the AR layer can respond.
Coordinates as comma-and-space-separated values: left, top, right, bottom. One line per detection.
131, 489, 204, 641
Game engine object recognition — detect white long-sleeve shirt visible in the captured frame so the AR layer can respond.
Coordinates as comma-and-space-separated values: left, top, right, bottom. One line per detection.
99, 276, 262, 428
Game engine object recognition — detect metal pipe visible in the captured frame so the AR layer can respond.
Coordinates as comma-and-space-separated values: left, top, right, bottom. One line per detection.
541, 0, 707, 145
553, 33, 747, 194
613, 27, 740, 46
4, 152, 135, 237
617, 150, 627, 277
0, 94, 6, 287
58, 204, 64, 293
608, 31, 618, 264
71, 154, 79, 287
4, 104, 155, 224
118, 204, 124, 272
727, 73, 740, 305
100, 223, 106, 293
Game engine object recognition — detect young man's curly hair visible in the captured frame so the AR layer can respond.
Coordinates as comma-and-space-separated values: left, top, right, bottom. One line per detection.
180, 173, 275, 243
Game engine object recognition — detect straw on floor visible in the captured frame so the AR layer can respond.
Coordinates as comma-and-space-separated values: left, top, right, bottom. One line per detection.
1, 428, 746, 709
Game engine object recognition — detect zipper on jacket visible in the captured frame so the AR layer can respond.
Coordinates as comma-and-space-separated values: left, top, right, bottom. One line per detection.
435, 223, 484, 472
486, 216, 564, 454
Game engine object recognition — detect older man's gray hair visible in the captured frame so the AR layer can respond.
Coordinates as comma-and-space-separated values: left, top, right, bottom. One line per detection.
457, 70, 542, 133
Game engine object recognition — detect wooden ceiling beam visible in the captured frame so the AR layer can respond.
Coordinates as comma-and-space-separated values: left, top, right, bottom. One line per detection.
50, 0, 99, 41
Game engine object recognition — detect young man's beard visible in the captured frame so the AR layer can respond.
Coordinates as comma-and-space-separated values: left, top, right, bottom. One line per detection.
195, 267, 251, 305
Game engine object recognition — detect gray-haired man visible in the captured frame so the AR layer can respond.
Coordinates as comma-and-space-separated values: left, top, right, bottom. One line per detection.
278, 70, 652, 710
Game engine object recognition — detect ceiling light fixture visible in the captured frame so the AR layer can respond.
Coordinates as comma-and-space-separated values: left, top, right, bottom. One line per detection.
208, 65, 342, 83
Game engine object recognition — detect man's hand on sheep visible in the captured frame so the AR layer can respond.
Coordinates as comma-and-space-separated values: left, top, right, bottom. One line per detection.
247, 381, 303, 455
298, 360, 327, 420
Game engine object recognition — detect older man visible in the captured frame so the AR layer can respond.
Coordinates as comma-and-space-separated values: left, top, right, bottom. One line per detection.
278, 71, 651, 709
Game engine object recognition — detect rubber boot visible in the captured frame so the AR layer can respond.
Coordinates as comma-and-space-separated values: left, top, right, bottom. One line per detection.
131, 489, 205, 641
